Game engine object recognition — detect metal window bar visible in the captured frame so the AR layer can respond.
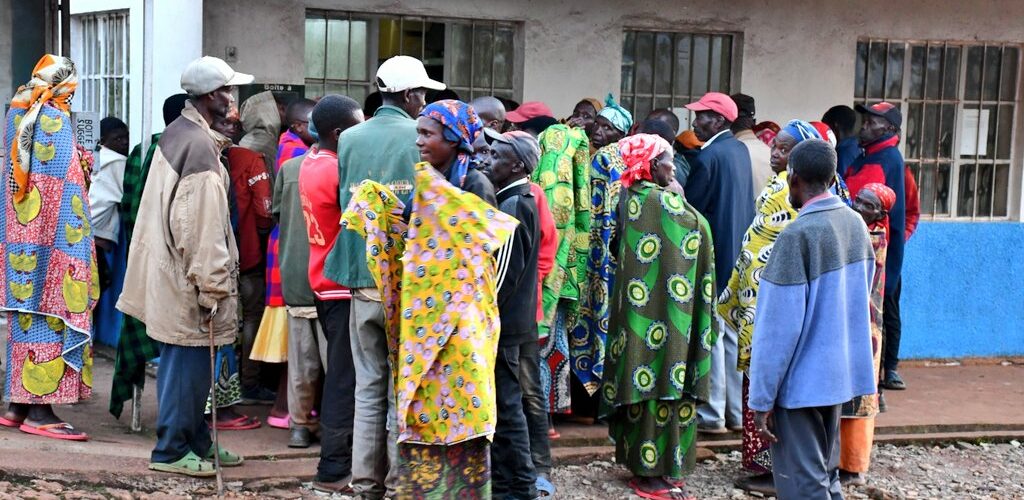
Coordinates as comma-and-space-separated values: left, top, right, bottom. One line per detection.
75, 11, 129, 122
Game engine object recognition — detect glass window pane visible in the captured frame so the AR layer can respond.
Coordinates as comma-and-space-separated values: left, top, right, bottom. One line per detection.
885, 43, 904, 98
922, 103, 939, 159
653, 96, 672, 112
690, 35, 710, 97
635, 32, 655, 96
943, 46, 961, 100
982, 104, 997, 160
620, 96, 634, 116
472, 25, 494, 89
957, 164, 976, 217
996, 103, 1014, 159
925, 45, 943, 100
717, 35, 733, 93
401, 18, 424, 58
305, 18, 326, 80
855, 42, 868, 99
975, 163, 993, 217
708, 35, 725, 93
621, 31, 636, 95
939, 104, 956, 158
326, 19, 351, 80
654, 33, 673, 95
450, 24, 472, 87
634, 97, 653, 123
983, 46, 1002, 101
935, 163, 951, 215
673, 35, 692, 98
1000, 47, 1018, 101
917, 162, 935, 216
350, 20, 368, 81
993, 164, 1010, 217
304, 81, 324, 99
965, 46, 984, 101
909, 45, 925, 100
867, 42, 887, 99
493, 26, 515, 89
906, 103, 923, 159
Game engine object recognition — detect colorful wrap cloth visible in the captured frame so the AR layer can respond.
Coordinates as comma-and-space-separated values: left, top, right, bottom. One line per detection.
599, 180, 717, 478
2, 55, 98, 404
532, 124, 591, 413
618, 134, 672, 188
346, 162, 517, 445
570, 143, 625, 394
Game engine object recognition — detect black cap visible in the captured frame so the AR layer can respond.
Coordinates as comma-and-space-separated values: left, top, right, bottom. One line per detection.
855, 101, 902, 129
730, 93, 756, 118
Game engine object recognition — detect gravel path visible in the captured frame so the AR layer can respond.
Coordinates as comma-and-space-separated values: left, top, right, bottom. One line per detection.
0, 441, 1020, 499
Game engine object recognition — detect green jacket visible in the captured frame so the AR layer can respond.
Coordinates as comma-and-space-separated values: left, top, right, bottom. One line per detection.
323, 105, 420, 289
274, 152, 316, 306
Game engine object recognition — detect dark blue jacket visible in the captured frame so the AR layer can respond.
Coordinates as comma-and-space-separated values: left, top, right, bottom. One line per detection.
845, 134, 905, 294
684, 131, 756, 292
836, 136, 861, 173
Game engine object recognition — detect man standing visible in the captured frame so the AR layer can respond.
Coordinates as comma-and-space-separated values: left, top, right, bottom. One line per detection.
730, 93, 773, 197
843, 102, 908, 391
749, 139, 876, 499
277, 98, 316, 169
646, 108, 693, 186
821, 105, 860, 172
470, 96, 507, 131
240, 90, 283, 177
483, 128, 543, 499
684, 92, 755, 434
119, 56, 252, 476
320, 56, 444, 499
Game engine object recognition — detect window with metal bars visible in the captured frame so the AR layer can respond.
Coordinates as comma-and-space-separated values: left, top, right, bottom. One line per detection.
73, 10, 130, 124
620, 30, 738, 121
855, 40, 1020, 220
304, 11, 519, 106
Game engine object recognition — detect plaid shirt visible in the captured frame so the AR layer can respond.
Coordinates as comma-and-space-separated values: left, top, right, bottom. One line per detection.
110, 135, 163, 418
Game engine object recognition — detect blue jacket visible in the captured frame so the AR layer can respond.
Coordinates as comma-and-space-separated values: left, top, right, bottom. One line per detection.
835, 136, 861, 173
748, 195, 877, 412
684, 131, 756, 292
845, 134, 905, 294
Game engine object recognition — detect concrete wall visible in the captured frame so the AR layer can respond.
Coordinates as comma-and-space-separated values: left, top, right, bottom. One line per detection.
0, 0, 12, 105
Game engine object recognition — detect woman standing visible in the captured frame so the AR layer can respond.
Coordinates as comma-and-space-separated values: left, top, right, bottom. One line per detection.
718, 119, 820, 494
600, 134, 715, 500
0, 55, 97, 440
343, 100, 516, 498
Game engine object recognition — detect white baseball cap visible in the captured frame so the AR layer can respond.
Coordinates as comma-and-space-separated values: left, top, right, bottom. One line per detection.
375, 55, 446, 93
180, 56, 254, 96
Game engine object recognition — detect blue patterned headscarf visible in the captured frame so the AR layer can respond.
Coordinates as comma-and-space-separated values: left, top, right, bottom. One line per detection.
780, 119, 821, 143
598, 93, 633, 133
420, 99, 482, 188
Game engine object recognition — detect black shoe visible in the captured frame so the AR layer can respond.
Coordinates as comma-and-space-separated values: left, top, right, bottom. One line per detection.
735, 473, 776, 495
878, 392, 888, 413
240, 386, 277, 405
288, 427, 314, 448
881, 371, 907, 390
839, 469, 866, 486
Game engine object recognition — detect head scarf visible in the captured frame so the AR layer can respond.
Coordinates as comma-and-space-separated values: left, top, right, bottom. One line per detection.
597, 93, 633, 133
618, 133, 672, 188
419, 99, 483, 188
8, 54, 78, 203
862, 182, 896, 212
581, 97, 604, 113
677, 129, 704, 150
752, 121, 780, 146
810, 121, 837, 147
779, 119, 821, 144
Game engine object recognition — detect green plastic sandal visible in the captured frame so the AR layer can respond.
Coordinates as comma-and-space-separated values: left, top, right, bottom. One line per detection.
207, 445, 245, 467
149, 451, 217, 477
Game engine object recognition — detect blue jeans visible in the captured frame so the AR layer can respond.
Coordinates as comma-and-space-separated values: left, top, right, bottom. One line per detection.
491, 343, 538, 499
152, 344, 213, 463
698, 317, 743, 428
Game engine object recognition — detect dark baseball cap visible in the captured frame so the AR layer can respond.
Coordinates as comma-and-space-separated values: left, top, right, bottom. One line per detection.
855, 101, 902, 128
730, 93, 756, 118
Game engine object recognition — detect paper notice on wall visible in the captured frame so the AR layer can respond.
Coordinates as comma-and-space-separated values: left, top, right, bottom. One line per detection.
72, 112, 100, 152
959, 108, 989, 157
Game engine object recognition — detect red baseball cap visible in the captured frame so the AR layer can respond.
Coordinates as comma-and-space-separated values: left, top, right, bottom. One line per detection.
506, 101, 553, 123
685, 92, 739, 122
855, 101, 902, 128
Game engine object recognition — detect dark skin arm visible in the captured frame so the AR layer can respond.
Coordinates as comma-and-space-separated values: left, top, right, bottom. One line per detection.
754, 411, 778, 444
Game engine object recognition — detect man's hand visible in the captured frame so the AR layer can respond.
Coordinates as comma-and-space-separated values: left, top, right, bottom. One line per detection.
200, 302, 219, 324
753, 411, 778, 444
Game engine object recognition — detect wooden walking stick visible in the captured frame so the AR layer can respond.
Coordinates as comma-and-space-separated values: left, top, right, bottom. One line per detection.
207, 311, 224, 495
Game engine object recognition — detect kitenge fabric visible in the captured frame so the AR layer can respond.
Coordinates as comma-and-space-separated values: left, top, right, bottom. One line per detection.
205, 344, 243, 412
843, 228, 887, 418
570, 143, 625, 395
717, 172, 798, 373
741, 376, 772, 473
533, 124, 590, 413
397, 438, 491, 499
599, 181, 716, 478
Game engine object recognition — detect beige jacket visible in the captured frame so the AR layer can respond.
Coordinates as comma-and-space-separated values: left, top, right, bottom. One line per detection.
117, 102, 240, 347
239, 90, 281, 177
735, 129, 774, 199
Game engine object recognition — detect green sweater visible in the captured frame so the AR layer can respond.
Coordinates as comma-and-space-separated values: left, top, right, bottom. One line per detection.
323, 105, 420, 289
274, 152, 316, 306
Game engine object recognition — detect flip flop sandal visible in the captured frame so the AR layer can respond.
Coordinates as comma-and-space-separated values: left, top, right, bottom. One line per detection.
207, 446, 245, 467
547, 427, 561, 439
0, 415, 25, 428
536, 476, 556, 497
628, 478, 696, 500
149, 451, 217, 477
19, 422, 89, 441
266, 415, 290, 429
211, 416, 262, 431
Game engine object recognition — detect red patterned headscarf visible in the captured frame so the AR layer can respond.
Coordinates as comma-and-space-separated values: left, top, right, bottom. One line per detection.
862, 182, 896, 212
618, 133, 672, 188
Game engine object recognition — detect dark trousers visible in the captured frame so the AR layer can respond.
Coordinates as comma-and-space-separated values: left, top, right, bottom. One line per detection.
152, 344, 213, 464
519, 338, 552, 477
239, 270, 266, 390
315, 299, 356, 483
491, 343, 538, 500
883, 278, 902, 373
770, 405, 843, 500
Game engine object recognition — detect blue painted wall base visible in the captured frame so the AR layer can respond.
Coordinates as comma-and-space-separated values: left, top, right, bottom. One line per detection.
901, 222, 1024, 358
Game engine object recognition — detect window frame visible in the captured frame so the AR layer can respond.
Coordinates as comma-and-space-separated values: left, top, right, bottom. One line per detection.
72, 9, 131, 123
855, 38, 1022, 222
304, 9, 523, 103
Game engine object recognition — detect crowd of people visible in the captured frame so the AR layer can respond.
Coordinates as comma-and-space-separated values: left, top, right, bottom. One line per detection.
0, 52, 921, 500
